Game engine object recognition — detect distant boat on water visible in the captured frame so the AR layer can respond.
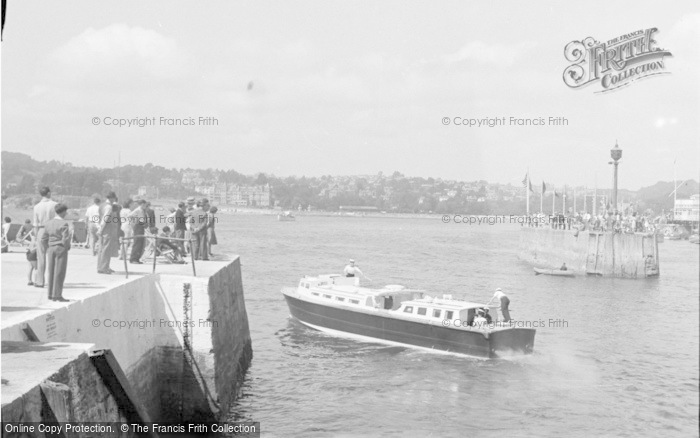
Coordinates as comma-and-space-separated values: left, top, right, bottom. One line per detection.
534, 267, 575, 277
278, 211, 296, 221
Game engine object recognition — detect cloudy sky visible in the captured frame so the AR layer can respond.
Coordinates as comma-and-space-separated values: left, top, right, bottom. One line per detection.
2, 1, 698, 190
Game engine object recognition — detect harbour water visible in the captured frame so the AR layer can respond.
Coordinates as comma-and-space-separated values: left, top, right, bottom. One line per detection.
221, 214, 699, 437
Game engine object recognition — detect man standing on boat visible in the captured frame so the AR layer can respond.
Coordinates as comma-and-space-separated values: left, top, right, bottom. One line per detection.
344, 259, 368, 279
486, 288, 511, 322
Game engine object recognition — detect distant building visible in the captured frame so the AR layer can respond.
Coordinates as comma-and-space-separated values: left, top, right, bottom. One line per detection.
160, 177, 178, 186
138, 186, 159, 199
194, 183, 271, 207
339, 206, 378, 212
182, 171, 204, 186
327, 185, 340, 199
674, 195, 699, 223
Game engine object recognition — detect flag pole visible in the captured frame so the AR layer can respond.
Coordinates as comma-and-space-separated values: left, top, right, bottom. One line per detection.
540, 182, 544, 214
673, 158, 677, 215
526, 168, 530, 216
552, 184, 555, 215
593, 174, 598, 216
563, 185, 567, 216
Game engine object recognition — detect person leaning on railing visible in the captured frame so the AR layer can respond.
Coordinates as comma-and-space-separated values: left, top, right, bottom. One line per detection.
189, 199, 210, 261
173, 202, 187, 256
119, 199, 133, 260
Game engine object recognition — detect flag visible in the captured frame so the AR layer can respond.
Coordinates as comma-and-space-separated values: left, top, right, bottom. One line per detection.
522, 173, 528, 188
529, 180, 534, 193
542, 181, 546, 194
555, 191, 561, 198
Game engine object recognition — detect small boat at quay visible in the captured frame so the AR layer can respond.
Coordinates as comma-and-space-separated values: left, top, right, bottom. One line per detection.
278, 211, 296, 221
282, 275, 536, 358
534, 267, 575, 277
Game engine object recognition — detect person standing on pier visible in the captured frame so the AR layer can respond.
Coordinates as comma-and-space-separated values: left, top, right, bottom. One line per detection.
189, 199, 210, 261
486, 288, 511, 322
128, 199, 147, 264
32, 186, 57, 288
207, 205, 218, 257
144, 201, 156, 231
184, 197, 196, 254
119, 199, 133, 260
97, 192, 120, 274
85, 194, 101, 256
42, 203, 71, 302
173, 202, 187, 255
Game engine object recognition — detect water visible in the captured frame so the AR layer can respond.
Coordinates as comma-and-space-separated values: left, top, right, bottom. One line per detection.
217, 214, 699, 437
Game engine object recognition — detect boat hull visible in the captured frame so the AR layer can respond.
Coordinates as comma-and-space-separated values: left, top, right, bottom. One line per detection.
283, 294, 535, 358
534, 267, 575, 277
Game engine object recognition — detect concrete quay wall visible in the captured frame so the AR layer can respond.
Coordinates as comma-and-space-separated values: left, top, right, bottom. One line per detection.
1, 255, 252, 423
519, 227, 660, 278
1, 342, 140, 432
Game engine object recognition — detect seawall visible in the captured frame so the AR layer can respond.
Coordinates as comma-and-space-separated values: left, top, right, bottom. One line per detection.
519, 227, 660, 278
1, 250, 252, 424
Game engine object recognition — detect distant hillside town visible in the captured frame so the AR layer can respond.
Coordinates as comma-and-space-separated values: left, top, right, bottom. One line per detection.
1, 152, 698, 217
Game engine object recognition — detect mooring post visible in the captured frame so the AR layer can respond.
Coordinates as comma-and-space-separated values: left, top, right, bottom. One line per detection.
189, 239, 197, 277
121, 240, 129, 279
152, 236, 157, 273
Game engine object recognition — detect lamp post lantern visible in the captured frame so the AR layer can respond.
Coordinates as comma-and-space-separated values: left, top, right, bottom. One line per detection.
610, 141, 622, 211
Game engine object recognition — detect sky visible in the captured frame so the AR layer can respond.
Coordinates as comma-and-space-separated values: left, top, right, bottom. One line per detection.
1, 1, 699, 190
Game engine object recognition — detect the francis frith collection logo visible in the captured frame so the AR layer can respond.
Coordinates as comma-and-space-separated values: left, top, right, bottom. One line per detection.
563, 28, 672, 93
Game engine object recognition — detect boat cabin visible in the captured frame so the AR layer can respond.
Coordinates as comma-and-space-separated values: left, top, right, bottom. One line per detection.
397, 297, 494, 327
298, 275, 424, 308
296, 275, 496, 326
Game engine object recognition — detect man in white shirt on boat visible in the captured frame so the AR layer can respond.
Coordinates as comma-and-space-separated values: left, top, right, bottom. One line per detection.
344, 259, 369, 280
486, 288, 511, 322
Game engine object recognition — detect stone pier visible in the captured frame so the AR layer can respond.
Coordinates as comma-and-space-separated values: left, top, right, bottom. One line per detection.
519, 227, 660, 278
1, 248, 252, 424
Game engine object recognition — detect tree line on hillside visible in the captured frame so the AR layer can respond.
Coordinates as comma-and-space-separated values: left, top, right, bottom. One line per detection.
1, 152, 696, 214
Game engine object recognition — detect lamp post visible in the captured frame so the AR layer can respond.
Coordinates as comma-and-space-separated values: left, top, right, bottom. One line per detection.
610, 141, 622, 212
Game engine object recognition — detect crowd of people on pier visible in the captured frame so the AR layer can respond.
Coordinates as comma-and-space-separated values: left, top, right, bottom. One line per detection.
521, 208, 668, 235
3, 186, 220, 303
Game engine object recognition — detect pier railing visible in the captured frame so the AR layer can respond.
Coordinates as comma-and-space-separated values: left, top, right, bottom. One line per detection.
120, 235, 197, 278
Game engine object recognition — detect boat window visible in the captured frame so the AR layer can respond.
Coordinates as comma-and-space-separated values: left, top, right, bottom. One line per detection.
336, 297, 345, 302
432, 309, 441, 318
311, 292, 319, 296
417, 307, 427, 316
323, 294, 332, 299
349, 299, 359, 304
305, 283, 310, 289
403, 306, 414, 313
445, 311, 454, 320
